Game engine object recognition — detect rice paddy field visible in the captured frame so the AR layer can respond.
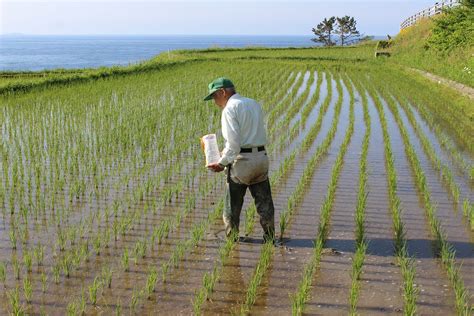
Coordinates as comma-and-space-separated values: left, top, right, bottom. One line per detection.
0, 45, 473, 315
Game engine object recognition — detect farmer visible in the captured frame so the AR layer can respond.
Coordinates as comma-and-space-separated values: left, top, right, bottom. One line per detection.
204, 77, 275, 243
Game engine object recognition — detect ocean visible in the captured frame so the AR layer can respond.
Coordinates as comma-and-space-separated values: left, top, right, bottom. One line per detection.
0, 35, 319, 71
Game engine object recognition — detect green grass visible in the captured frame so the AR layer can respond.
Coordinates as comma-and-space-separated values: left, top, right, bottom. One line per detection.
390, 15, 474, 87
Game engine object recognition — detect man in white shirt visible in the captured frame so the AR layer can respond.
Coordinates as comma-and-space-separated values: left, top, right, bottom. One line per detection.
205, 77, 275, 243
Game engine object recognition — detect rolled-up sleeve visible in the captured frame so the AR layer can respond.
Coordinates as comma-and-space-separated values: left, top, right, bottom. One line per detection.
218, 107, 240, 166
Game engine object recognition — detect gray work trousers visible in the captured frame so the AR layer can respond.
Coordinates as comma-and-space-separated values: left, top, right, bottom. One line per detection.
223, 151, 275, 240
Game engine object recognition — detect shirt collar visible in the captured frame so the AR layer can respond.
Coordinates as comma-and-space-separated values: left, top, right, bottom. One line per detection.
225, 93, 241, 106
229, 93, 240, 101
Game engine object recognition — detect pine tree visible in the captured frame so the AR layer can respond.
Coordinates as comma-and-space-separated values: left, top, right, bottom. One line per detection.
311, 17, 336, 46
335, 16, 360, 46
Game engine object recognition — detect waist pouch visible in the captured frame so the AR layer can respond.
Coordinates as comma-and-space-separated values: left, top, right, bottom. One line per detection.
226, 151, 269, 185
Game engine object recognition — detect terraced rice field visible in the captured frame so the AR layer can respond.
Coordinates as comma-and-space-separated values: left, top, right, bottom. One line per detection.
0, 51, 473, 315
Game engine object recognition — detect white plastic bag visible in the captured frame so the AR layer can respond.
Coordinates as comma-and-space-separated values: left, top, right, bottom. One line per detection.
200, 134, 220, 166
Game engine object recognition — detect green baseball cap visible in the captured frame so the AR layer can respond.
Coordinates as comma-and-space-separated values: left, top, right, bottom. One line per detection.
203, 77, 235, 101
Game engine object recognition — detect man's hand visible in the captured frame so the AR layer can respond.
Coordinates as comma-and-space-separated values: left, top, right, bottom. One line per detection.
207, 162, 225, 172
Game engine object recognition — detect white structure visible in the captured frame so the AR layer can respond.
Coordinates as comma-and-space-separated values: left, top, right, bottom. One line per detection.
400, 0, 461, 29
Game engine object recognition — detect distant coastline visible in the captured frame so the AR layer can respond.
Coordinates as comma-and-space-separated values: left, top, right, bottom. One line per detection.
0, 34, 385, 71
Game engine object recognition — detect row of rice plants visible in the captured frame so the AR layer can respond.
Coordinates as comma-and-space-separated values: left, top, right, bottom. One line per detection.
368, 74, 471, 314
394, 93, 461, 202
300, 71, 324, 128
235, 66, 304, 237
346, 77, 369, 314
279, 74, 344, 240
241, 74, 347, 315
278, 70, 325, 152
290, 72, 355, 315
266, 69, 306, 129
238, 240, 274, 315
359, 76, 418, 315
269, 70, 316, 144
371, 73, 473, 230
273, 69, 321, 152
245, 71, 332, 235
245, 69, 327, 235
191, 70, 337, 314
386, 66, 473, 170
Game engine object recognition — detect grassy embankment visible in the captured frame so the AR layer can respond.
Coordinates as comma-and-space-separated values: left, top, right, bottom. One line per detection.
388, 3, 474, 88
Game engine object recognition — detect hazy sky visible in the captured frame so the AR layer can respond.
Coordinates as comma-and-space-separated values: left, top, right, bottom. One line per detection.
1, 0, 436, 36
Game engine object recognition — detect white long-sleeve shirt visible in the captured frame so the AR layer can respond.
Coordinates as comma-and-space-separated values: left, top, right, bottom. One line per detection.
218, 93, 268, 166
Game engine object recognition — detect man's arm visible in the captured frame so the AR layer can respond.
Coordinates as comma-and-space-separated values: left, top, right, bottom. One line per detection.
218, 106, 240, 166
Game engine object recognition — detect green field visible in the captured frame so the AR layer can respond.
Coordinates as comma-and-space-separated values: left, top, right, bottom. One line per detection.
0, 44, 473, 315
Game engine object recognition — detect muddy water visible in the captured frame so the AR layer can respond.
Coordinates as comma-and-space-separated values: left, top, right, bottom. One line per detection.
267, 71, 305, 146
289, 71, 319, 129
284, 73, 334, 158
391, 98, 474, 296
270, 70, 311, 139
379, 94, 456, 314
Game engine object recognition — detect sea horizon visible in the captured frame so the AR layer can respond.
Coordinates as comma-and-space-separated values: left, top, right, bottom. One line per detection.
0, 34, 386, 71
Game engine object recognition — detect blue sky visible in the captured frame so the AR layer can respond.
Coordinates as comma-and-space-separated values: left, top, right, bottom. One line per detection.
1, 0, 436, 36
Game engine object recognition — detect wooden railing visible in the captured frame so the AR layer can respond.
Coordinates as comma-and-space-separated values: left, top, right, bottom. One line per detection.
400, 0, 461, 29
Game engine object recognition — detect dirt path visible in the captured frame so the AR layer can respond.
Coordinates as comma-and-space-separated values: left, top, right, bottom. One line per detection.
409, 68, 474, 100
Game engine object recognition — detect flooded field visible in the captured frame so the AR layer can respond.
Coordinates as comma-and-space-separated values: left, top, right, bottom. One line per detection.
0, 58, 472, 315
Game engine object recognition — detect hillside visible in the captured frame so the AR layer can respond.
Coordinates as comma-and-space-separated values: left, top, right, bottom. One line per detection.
390, 3, 474, 88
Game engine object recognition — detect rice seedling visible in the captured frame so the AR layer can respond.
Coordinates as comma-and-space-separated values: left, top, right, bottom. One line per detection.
462, 199, 473, 231
121, 247, 130, 272
62, 255, 73, 278
52, 264, 61, 284
79, 288, 87, 315
0, 261, 6, 286
41, 272, 48, 293
12, 256, 21, 280
7, 286, 24, 315
23, 250, 33, 273
145, 267, 158, 299
23, 275, 33, 303
66, 301, 78, 316
34, 243, 45, 266
115, 298, 122, 316
9, 229, 17, 250
89, 276, 102, 305
101, 265, 113, 289
130, 287, 142, 314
